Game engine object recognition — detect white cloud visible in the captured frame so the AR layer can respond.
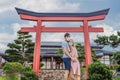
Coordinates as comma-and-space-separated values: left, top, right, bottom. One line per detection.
0, 0, 16, 13
0, 43, 8, 52
0, 0, 80, 13
0, 0, 4, 3
0, 5, 11, 13
0, 33, 14, 43
0, 23, 18, 52
0, 32, 14, 52
96, 24, 118, 36
16, 0, 80, 12
41, 33, 84, 42
41, 33, 64, 42
0, 22, 35, 52
89, 23, 119, 43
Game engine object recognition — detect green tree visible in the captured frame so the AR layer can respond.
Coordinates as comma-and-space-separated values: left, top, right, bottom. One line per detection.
55, 49, 63, 57
112, 51, 120, 64
76, 43, 97, 63
91, 49, 98, 62
75, 43, 85, 64
88, 62, 113, 80
94, 31, 120, 48
5, 30, 34, 63
55, 49, 63, 66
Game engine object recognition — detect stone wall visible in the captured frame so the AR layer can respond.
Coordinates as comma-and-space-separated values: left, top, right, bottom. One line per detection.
39, 70, 65, 80
39, 69, 86, 80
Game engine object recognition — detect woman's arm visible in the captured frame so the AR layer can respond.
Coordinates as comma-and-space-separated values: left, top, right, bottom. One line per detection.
75, 47, 79, 58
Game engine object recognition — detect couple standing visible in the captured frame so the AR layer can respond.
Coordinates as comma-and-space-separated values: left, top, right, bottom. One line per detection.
62, 33, 80, 80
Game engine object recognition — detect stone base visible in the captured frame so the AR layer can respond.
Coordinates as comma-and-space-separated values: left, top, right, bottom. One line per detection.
39, 69, 86, 80
39, 70, 73, 80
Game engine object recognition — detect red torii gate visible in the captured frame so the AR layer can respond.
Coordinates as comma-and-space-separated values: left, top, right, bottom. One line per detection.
16, 8, 109, 78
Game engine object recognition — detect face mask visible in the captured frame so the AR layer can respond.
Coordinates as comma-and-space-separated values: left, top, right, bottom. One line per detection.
66, 37, 70, 41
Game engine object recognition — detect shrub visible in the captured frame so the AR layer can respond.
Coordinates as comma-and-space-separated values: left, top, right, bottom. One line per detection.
3, 62, 23, 80
113, 78, 120, 80
116, 66, 120, 71
88, 62, 113, 80
0, 77, 20, 80
21, 66, 38, 80
110, 65, 119, 70
3, 62, 39, 80
81, 67, 86, 80
113, 51, 120, 64
3, 62, 23, 74
41, 62, 44, 67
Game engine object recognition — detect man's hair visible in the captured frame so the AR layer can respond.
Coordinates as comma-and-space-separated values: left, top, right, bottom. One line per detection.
64, 33, 70, 37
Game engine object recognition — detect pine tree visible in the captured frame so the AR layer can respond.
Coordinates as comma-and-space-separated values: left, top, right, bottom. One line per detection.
5, 30, 34, 63
94, 31, 120, 48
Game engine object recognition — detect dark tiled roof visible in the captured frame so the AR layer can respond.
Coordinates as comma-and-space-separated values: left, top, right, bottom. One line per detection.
41, 42, 103, 48
0, 53, 9, 61
16, 8, 109, 17
0, 53, 8, 57
41, 42, 61, 47
95, 49, 114, 57
40, 49, 114, 57
41, 49, 58, 54
41, 54, 60, 57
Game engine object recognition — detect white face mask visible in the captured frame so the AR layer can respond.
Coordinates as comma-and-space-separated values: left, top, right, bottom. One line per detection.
66, 37, 71, 41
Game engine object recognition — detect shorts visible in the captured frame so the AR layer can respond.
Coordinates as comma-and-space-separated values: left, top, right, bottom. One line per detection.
62, 58, 71, 70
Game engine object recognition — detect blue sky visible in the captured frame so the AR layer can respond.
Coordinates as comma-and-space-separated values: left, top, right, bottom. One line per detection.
0, 0, 120, 53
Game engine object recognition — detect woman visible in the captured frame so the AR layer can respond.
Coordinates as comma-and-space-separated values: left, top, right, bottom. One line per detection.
68, 39, 80, 80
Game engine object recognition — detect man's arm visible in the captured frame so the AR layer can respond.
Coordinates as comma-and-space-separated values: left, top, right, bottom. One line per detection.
63, 47, 75, 61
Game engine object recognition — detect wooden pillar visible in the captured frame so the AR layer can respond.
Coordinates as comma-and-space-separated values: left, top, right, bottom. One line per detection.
45, 58, 46, 69
33, 20, 42, 76
51, 56, 53, 69
83, 20, 92, 79
0, 56, 2, 68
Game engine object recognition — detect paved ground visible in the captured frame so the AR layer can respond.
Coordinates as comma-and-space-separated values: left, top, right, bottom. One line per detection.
0, 69, 3, 76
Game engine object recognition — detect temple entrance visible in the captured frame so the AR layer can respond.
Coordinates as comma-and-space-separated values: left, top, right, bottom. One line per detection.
16, 7, 109, 79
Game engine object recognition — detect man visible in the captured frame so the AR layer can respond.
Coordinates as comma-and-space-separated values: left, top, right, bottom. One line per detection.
62, 33, 75, 80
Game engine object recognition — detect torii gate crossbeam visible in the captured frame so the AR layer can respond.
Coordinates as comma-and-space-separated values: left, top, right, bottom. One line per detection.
16, 8, 109, 79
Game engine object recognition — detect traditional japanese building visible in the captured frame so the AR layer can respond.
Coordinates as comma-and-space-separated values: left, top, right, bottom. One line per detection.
40, 42, 114, 70
0, 42, 114, 70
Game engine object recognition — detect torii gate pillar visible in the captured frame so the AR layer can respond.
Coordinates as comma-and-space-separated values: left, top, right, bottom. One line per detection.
16, 8, 109, 79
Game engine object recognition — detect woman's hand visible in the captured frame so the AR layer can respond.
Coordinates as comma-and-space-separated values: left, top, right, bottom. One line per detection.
71, 57, 76, 62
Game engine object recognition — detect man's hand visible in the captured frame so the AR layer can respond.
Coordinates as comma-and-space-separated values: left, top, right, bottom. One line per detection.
63, 47, 76, 62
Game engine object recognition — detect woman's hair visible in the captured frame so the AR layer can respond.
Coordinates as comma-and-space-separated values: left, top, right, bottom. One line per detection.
69, 39, 75, 46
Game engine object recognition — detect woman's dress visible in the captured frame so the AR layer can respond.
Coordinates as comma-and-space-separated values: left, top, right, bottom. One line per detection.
70, 46, 80, 75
